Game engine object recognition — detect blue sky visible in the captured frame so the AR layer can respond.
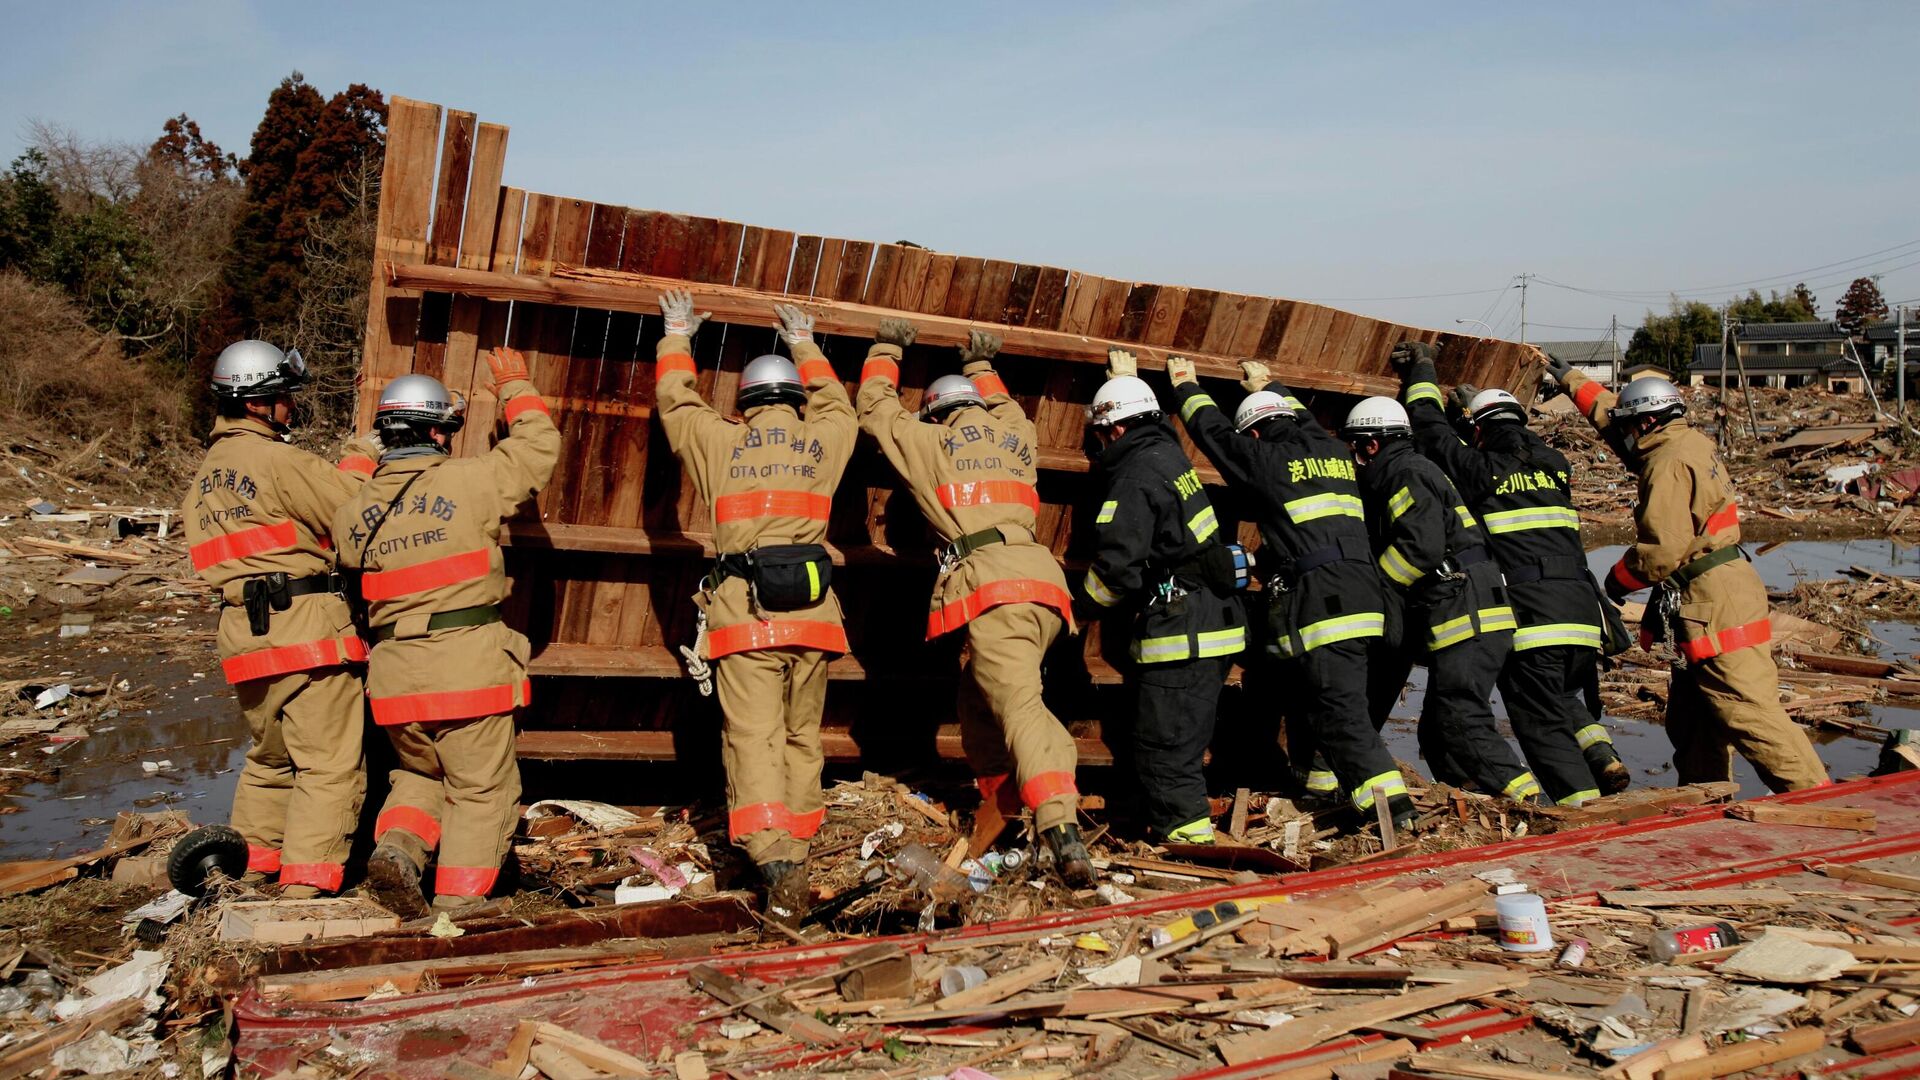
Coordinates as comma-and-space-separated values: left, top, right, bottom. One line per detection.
5, 1, 1917, 341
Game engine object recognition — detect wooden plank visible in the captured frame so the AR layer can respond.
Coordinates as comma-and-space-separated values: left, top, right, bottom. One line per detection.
917, 253, 957, 315
1726, 803, 1875, 830
1172, 287, 1219, 350
1202, 293, 1255, 355
864, 243, 906, 308
687, 964, 848, 1044
1002, 263, 1042, 324
1659, 1027, 1824, 1080
832, 239, 873, 301
1218, 971, 1530, 1065
788, 235, 823, 296
530, 1023, 653, 1076
443, 121, 512, 457
1328, 879, 1493, 959
1851, 1017, 1920, 1054
1116, 283, 1158, 339
942, 256, 984, 318
1817, 864, 1920, 893
1060, 273, 1103, 335
937, 956, 1066, 1009
1142, 284, 1188, 346
972, 259, 1017, 322
356, 97, 442, 429
515, 725, 1120, 766
1599, 888, 1795, 908
258, 940, 670, 1001
1027, 267, 1071, 328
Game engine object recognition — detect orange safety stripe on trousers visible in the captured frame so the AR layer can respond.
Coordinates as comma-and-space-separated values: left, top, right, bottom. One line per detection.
503, 394, 551, 422
796, 358, 835, 384
338, 455, 376, 477
861, 357, 900, 384
1572, 379, 1607, 416
375, 805, 442, 848
221, 636, 368, 684
434, 865, 499, 898
730, 801, 794, 840
713, 490, 833, 524
657, 352, 696, 377
280, 861, 345, 892
1679, 617, 1772, 662
1609, 558, 1649, 593
190, 519, 299, 572
361, 548, 492, 602
370, 679, 530, 726
1020, 770, 1078, 809
971, 372, 1009, 398
707, 619, 849, 658
927, 578, 1074, 639
1704, 501, 1739, 534
790, 806, 826, 839
936, 480, 1040, 513
247, 845, 282, 873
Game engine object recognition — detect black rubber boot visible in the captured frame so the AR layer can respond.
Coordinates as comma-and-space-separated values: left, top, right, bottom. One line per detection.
1586, 745, 1633, 795
1387, 793, 1418, 833
759, 860, 810, 925
1041, 824, 1096, 888
363, 842, 429, 920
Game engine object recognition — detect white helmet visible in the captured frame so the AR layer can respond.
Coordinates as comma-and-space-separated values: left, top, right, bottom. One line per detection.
210, 339, 308, 400
376, 373, 466, 436
1343, 396, 1411, 440
1608, 376, 1686, 424
922, 374, 985, 419
1234, 390, 1294, 433
740, 354, 804, 410
1087, 376, 1161, 427
1467, 388, 1526, 425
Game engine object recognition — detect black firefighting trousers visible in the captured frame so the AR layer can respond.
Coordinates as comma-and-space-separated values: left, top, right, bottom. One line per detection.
1132, 654, 1230, 836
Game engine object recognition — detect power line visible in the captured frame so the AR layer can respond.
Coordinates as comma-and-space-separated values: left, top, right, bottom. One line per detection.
1535, 238, 1920, 303
1300, 284, 1513, 302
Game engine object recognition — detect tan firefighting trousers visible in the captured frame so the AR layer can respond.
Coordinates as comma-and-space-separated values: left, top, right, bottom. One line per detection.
716, 648, 830, 865
373, 713, 521, 899
956, 603, 1080, 831
230, 667, 366, 893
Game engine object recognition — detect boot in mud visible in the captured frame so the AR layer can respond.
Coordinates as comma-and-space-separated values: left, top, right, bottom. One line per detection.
760, 860, 810, 925
1041, 824, 1096, 888
363, 836, 429, 920
1587, 745, 1633, 795
1387, 793, 1418, 834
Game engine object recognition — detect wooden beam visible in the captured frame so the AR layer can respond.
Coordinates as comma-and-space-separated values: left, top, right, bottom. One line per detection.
515, 725, 1119, 765
388, 261, 1401, 397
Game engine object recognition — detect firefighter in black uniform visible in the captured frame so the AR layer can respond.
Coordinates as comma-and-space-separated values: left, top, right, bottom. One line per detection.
1344, 395, 1543, 803
1167, 356, 1415, 829
1393, 342, 1630, 803
1080, 350, 1248, 844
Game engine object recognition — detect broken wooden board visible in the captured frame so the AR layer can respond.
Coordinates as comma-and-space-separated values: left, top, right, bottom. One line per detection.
1217, 970, 1530, 1065
219, 898, 401, 944
1726, 803, 1876, 831
257, 941, 669, 1001
1598, 887, 1796, 908
687, 964, 848, 1044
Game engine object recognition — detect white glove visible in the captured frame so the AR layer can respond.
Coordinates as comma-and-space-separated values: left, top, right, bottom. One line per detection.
658, 288, 709, 338
1107, 347, 1137, 379
773, 303, 815, 346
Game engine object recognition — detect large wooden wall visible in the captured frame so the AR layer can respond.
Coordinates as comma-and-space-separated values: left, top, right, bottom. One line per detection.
355, 98, 1549, 766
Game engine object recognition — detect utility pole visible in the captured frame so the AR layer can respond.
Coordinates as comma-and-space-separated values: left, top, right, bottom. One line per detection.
1517, 273, 1532, 345
1900, 304, 1908, 421
1608, 315, 1619, 385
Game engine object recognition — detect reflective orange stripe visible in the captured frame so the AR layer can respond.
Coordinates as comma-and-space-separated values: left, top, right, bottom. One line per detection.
790, 806, 826, 839
1704, 502, 1739, 533
1609, 558, 1648, 593
936, 480, 1039, 513
375, 806, 442, 848
1573, 380, 1607, 415
339, 455, 376, 477
713, 490, 832, 524
503, 395, 550, 421
861, 357, 900, 384
708, 619, 849, 658
927, 578, 1074, 638
247, 845, 282, 873
221, 636, 368, 684
729, 801, 793, 839
361, 548, 492, 602
1020, 770, 1078, 808
370, 679, 529, 726
1680, 617, 1771, 662
190, 520, 299, 572
434, 865, 498, 897
658, 352, 696, 377
971, 372, 1009, 398
796, 358, 834, 383
280, 862, 345, 892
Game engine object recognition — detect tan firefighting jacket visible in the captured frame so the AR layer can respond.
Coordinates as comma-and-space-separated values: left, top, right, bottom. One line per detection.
856, 345, 1074, 639
1564, 369, 1767, 662
183, 417, 375, 684
655, 334, 856, 657
330, 379, 560, 725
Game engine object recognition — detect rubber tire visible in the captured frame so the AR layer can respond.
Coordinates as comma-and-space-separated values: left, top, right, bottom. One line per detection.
166, 825, 248, 896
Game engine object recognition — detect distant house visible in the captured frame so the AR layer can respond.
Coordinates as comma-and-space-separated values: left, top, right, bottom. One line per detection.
1536, 340, 1620, 385
1863, 319, 1920, 376
1684, 321, 1863, 394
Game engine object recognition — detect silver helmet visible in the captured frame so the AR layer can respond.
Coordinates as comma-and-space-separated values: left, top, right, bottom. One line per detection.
210, 339, 308, 400
739, 354, 804, 410
922, 374, 985, 419
1608, 376, 1686, 425
1234, 390, 1294, 433
376, 373, 465, 435
1342, 396, 1412, 440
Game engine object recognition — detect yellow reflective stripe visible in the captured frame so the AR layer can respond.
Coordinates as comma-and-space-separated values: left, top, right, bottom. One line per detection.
1575, 723, 1613, 751
1454, 505, 1479, 529
1305, 770, 1338, 794
1083, 568, 1122, 607
1429, 612, 1475, 649
1352, 770, 1408, 810
1380, 544, 1422, 586
1187, 504, 1220, 542
1282, 395, 1305, 413
1477, 606, 1517, 632
1134, 634, 1191, 662
805, 560, 821, 602
1095, 500, 1118, 524
1167, 817, 1215, 843
1405, 382, 1443, 407
1482, 506, 1580, 533
1286, 611, 1386, 655
1503, 772, 1542, 800
1512, 622, 1603, 651
1388, 486, 1415, 520
1180, 393, 1217, 422
1557, 788, 1601, 807
1195, 626, 1247, 657
1284, 492, 1365, 524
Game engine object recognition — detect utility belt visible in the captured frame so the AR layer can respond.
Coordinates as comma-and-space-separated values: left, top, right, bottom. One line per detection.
943, 527, 1008, 567
369, 603, 502, 643
1640, 544, 1745, 656
1501, 553, 1588, 586
226, 572, 346, 637
1266, 534, 1369, 593
708, 543, 833, 613
1157, 542, 1253, 604
1435, 545, 1493, 579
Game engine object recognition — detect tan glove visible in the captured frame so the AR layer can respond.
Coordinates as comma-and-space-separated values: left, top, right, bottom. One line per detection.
876, 317, 917, 348
1106, 347, 1137, 379
959, 329, 1001, 376
659, 288, 709, 339
486, 347, 531, 390
1239, 361, 1271, 393
1166, 355, 1197, 386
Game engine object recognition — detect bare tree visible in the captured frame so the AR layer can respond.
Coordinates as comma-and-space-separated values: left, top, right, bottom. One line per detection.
273, 157, 378, 440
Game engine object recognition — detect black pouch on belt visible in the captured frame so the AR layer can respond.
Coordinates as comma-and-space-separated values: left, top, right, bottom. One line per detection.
745, 544, 833, 611
1177, 543, 1240, 598
242, 573, 293, 637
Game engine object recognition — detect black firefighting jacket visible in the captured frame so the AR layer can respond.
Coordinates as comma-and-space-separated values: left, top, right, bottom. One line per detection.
1172, 380, 1384, 660
1359, 438, 1516, 652
1081, 420, 1247, 665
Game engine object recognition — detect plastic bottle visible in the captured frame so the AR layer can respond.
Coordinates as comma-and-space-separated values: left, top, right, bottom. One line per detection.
1648, 921, 1742, 961
1494, 890, 1554, 952
889, 843, 972, 898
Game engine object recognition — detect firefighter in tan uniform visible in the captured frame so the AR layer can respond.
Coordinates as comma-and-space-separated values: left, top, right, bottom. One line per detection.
1553, 366, 1828, 791
653, 291, 855, 918
183, 340, 373, 897
335, 350, 560, 914
857, 320, 1095, 886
